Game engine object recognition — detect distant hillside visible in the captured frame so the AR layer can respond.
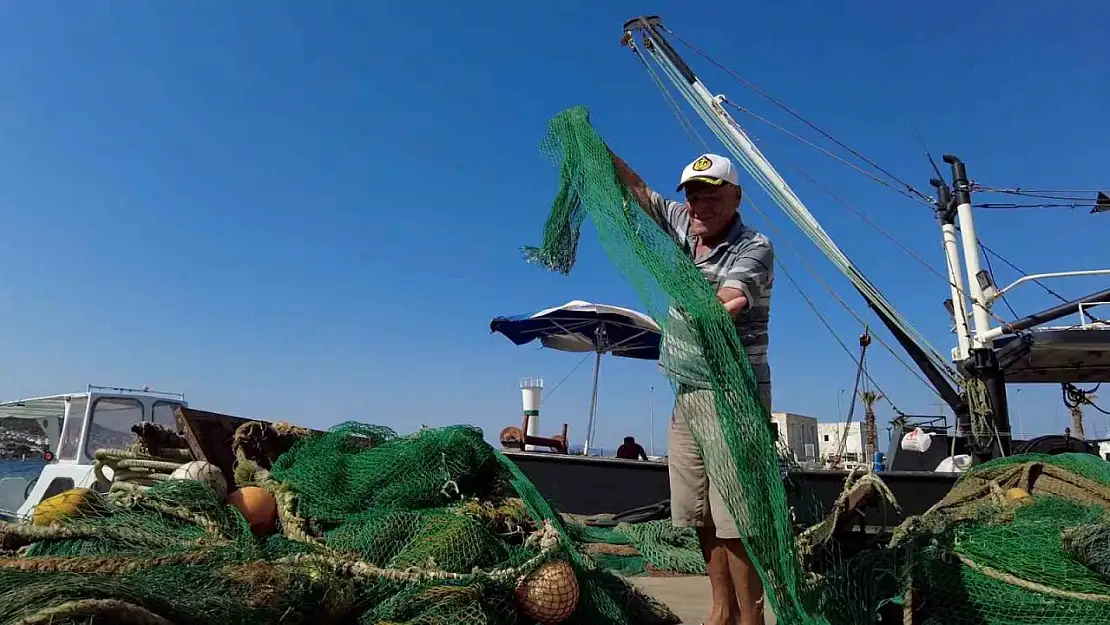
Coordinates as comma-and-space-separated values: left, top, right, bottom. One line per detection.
0, 417, 45, 436
0, 418, 132, 446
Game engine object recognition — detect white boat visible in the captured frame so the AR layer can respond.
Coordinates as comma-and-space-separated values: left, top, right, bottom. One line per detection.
0, 385, 187, 522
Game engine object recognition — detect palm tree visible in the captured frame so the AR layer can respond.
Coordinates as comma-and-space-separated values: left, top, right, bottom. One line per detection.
860, 390, 882, 461
1069, 392, 1095, 440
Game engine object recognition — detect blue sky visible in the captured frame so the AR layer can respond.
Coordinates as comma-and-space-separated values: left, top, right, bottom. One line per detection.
0, 1, 1107, 453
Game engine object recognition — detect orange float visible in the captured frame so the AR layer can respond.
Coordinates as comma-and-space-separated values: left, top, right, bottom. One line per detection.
514, 560, 580, 623
228, 486, 278, 536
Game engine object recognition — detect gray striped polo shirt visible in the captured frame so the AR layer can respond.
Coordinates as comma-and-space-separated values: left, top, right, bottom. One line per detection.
643, 190, 774, 393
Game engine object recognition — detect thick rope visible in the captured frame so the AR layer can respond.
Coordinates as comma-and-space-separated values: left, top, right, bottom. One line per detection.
956, 554, 1110, 602
0, 521, 227, 551
0, 549, 216, 574
12, 599, 174, 625
796, 468, 901, 562
278, 519, 563, 583
94, 447, 191, 495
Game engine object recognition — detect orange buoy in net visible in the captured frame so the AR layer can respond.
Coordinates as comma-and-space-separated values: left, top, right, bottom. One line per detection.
228, 486, 277, 536
514, 560, 579, 623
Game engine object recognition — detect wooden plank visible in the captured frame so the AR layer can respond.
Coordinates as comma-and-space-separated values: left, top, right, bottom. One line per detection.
174, 406, 292, 487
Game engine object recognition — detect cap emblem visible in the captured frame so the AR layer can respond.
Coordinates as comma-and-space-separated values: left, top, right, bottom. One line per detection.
691, 156, 713, 172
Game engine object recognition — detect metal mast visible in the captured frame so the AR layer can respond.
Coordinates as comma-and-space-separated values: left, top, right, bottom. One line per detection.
621, 16, 966, 415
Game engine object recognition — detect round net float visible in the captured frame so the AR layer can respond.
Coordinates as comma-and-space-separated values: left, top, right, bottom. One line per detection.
169, 460, 229, 502
1005, 487, 1032, 502
499, 426, 524, 447
32, 487, 97, 526
228, 486, 278, 536
514, 560, 579, 623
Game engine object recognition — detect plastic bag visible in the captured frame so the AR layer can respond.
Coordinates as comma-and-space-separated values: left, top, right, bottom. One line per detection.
900, 427, 933, 453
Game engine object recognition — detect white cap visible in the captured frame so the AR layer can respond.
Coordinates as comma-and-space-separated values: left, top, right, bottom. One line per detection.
676, 153, 740, 192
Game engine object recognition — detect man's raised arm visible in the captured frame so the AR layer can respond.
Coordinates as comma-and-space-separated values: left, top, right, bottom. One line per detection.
610, 150, 653, 209
608, 149, 684, 240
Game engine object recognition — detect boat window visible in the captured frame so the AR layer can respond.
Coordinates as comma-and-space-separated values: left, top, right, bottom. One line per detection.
41, 477, 75, 500
84, 397, 143, 458
57, 397, 88, 461
152, 401, 182, 431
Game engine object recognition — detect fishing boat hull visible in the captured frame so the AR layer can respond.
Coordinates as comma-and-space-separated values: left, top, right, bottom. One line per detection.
502, 450, 959, 526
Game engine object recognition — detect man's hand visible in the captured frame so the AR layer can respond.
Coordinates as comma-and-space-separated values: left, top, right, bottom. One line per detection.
717, 287, 749, 319
609, 148, 652, 210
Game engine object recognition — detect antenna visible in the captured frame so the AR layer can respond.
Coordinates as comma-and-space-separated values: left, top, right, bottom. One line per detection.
910, 123, 946, 187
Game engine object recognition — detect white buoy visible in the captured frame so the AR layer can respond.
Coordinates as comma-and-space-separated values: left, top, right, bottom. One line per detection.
170, 460, 229, 502
521, 378, 544, 451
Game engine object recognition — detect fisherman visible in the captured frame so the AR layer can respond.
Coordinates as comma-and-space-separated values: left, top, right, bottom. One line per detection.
615, 436, 649, 461
610, 150, 773, 625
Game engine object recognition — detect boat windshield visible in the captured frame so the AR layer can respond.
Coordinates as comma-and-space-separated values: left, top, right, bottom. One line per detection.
84, 397, 143, 457
83, 397, 183, 458
58, 397, 87, 460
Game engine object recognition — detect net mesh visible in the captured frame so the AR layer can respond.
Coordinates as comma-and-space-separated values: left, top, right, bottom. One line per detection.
521, 105, 1110, 624
526, 104, 823, 624
0, 422, 685, 625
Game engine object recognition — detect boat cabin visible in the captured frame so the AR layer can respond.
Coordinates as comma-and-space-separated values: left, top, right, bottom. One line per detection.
0, 385, 186, 521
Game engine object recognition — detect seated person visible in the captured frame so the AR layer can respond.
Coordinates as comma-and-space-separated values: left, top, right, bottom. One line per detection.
616, 436, 649, 461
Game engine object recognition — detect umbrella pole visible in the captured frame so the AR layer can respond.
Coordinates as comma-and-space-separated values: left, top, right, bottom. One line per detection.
583, 351, 603, 456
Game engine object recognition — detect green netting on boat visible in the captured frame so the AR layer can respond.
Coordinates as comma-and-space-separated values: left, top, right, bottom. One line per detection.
566, 518, 706, 577
888, 453, 1110, 624
0, 423, 685, 625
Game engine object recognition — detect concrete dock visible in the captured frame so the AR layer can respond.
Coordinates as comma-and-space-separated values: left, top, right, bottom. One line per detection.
633, 576, 777, 624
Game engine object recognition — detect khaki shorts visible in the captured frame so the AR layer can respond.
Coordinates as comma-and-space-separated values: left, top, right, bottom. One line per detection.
668, 384, 772, 540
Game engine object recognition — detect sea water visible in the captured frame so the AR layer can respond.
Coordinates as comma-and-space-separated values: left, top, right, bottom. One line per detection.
0, 459, 47, 480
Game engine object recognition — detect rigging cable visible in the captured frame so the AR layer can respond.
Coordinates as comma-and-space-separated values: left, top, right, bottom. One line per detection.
909, 122, 946, 185
980, 247, 1019, 319
716, 85, 1087, 329
978, 241, 1070, 303
630, 44, 710, 152
641, 42, 959, 385
974, 202, 1093, 211
772, 245, 904, 415
721, 100, 932, 207
661, 25, 935, 206
648, 25, 1103, 338
627, 41, 909, 414
972, 187, 1102, 201
540, 352, 594, 403
977, 241, 1106, 324
719, 94, 1016, 330
719, 100, 1017, 330
743, 194, 943, 404
971, 186, 1109, 213
1062, 383, 1110, 417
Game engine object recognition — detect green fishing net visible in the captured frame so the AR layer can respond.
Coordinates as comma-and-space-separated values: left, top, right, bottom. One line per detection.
523, 105, 1110, 624
0, 423, 684, 625
526, 104, 825, 624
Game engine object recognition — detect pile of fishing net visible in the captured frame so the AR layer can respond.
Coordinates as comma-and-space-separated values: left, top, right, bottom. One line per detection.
565, 518, 707, 578
0, 421, 682, 625
879, 452, 1110, 624
522, 105, 1110, 624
